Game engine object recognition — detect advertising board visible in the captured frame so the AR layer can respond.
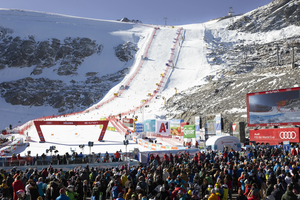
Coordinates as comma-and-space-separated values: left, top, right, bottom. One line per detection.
249, 128, 300, 145
155, 120, 171, 135
183, 125, 196, 138
170, 119, 184, 136
134, 123, 143, 133
195, 116, 200, 139
122, 118, 134, 127
247, 87, 300, 127
180, 122, 189, 136
215, 114, 222, 136
144, 119, 156, 132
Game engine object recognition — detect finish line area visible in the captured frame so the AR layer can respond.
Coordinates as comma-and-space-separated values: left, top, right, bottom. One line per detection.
18, 122, 149, 157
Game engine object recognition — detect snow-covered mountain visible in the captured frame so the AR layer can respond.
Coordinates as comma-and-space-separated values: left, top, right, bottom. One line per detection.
1, 0, 300, 133
0, 9, 153, 128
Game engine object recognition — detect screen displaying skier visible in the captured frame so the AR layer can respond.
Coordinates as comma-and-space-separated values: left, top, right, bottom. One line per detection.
247, 87, 300, 127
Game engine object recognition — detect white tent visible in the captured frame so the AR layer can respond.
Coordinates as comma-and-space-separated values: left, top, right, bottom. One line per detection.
206, 136, 241, 152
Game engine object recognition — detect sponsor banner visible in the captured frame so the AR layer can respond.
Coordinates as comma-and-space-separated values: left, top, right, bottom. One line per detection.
134, 123, 144, 133
156, 120, 171, 135
123, 122, 133, 128
122, 118, 134, 124
180, 122, 189, 136
170, 119, 184, 136
215, 114, 222, 136
144, 119, 156, 132
138, 139, 142, 145
151, 144, 156, 150
156, 144, 161, 150
249, 128, 300, 145
195, 116, 200, 138
183, 125, 196, 138
144, 142, 148, 148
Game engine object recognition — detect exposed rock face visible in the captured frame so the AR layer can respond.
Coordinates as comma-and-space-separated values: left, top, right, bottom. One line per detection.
206, 33, 300, 72
114, 42, 138, 62
117, 17, 142, 23
0, 67, 129, 113
166, 67, 300, 133
0, 27, 137, 113
0, 35, 103, 76
227, 0, 299, 33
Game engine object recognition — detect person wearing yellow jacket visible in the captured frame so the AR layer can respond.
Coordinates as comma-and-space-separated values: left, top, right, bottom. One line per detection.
208, 189, 219, 200
221, 184, 228, 200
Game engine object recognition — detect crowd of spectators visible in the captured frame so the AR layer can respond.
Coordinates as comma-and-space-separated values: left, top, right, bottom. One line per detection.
0, 138, 9, 144
0, 145, 300, 200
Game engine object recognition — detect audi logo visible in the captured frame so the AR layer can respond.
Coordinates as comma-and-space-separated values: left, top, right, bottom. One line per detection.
279, 131, 297, 140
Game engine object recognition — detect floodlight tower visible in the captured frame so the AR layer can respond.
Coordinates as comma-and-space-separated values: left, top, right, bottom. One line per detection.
164, 17, 167, 25
228, 7, 234, 17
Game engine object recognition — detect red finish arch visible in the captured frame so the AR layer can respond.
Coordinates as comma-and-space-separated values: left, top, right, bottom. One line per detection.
33, 120, 109, 142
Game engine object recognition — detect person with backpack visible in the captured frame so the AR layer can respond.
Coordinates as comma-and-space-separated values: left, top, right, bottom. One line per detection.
111, 181, 123, 200
91, 182, 100, 200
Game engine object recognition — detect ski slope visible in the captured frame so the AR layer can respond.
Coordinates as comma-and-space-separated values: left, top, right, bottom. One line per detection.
2, 9, 300, 156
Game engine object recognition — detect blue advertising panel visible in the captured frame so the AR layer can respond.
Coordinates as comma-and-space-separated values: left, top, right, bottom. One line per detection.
135, 123, 144, 133
144, 119, 156, 132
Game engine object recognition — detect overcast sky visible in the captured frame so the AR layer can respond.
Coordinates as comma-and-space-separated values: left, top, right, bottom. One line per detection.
1, 0, 272, 25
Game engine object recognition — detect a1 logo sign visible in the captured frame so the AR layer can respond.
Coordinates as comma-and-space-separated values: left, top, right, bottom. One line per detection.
156, 120, 170, 135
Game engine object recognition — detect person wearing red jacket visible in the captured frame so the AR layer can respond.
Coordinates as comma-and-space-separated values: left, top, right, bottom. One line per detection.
223, 151, 228, 161
292, 147, 297, 156
12, 176, 24, 200
194, 153, 199, 163
164, 154, 170, 164
114, 151, 120, 162
155, 155, 161, 165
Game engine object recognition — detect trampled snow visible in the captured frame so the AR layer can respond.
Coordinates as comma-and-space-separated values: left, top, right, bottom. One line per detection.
1, 9, 300, 156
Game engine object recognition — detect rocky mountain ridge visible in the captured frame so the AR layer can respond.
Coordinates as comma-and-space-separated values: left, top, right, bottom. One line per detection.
0, 27, 137, 114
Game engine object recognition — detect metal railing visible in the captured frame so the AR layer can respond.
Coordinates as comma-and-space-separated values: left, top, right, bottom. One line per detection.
0, 153, 138, 167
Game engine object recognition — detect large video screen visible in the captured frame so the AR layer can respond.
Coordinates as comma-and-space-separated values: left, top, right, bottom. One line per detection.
247, 87, 300, 127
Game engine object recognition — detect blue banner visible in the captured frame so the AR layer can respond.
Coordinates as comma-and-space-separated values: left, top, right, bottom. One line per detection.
135, 123, 144, 133
144, 119, 156, 132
